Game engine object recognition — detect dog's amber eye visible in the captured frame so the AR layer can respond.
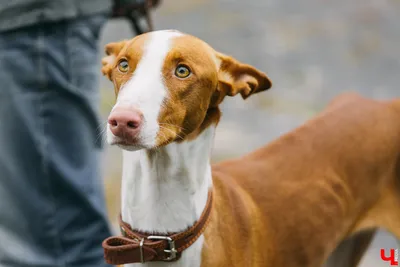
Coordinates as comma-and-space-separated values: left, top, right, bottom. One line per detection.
175, 65, 191, 78
117, 59, 129, 73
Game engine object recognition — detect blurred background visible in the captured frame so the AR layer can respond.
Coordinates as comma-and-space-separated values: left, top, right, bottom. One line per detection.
99, 0, 399, 266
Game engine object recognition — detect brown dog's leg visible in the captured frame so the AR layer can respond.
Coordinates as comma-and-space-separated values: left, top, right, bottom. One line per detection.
323, 230, 376, 267
348, 174, 400, 258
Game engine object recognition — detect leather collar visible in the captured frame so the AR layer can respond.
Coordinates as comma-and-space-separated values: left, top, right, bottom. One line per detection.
102, 190, 213, 265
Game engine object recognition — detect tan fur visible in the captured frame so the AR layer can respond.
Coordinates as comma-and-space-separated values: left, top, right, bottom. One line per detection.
202, 93, 400, 267
101, 37, 147, 95
103, 32, 400, 266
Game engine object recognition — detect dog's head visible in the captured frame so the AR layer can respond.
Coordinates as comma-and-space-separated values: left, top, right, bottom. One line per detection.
102, 30, 272, 151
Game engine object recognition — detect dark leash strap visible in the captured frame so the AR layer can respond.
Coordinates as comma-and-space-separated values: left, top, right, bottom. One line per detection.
112, 0, 160, 35
128, 0, 154, 34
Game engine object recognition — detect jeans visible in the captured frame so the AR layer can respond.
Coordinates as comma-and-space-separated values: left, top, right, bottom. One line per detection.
0, 14, 113, 267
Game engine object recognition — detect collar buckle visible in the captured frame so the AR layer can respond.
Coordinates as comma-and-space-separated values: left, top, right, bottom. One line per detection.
148, 235, 177, 261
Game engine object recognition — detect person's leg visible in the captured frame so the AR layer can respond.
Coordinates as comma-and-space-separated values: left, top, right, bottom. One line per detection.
0, 14, 112, 267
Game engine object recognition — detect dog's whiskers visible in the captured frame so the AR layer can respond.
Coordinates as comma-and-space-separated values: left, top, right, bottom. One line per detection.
95, 121, 108, 145
159, 125, 185, 140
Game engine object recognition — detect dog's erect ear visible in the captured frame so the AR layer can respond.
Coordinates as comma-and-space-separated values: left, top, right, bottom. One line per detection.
101, 40, 128, 80
215, 52, 272, 101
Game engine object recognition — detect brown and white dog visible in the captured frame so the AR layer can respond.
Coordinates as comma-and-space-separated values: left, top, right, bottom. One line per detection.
101, 30, 400, 267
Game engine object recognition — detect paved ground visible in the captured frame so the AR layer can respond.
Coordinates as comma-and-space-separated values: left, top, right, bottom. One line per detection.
98, 0, 400, 266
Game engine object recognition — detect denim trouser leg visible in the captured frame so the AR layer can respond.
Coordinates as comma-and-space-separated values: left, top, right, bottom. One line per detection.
0, 15, 113, 267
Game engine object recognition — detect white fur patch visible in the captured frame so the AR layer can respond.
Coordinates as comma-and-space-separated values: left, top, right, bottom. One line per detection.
107, 30, 183, 148
121, 126, 215, 267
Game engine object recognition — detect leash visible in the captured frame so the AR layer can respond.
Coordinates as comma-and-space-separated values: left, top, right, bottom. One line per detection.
126, 0, 155, 34
102, 190, 213, 265
111, 0, 160, 35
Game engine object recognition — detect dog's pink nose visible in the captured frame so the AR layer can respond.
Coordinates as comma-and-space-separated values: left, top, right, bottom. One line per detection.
108, 107, 142, 139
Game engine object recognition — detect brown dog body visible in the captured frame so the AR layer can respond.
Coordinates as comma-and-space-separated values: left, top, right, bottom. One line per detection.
203, 94, 400, 267
102, 30, 399, 267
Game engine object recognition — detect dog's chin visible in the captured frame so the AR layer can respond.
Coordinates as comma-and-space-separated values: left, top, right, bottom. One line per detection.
109, 140, 150, 151
108, 133, 179, 152
117, 143, 144, 151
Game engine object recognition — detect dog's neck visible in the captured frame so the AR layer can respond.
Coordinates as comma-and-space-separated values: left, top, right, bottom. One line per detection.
120, 126, 215, 234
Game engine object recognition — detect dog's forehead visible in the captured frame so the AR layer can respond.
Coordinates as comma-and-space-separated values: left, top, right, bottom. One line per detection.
122, 30, 217, 65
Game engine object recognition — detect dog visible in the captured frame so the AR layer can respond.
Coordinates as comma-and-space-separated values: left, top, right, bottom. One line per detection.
101, 29, 400, 267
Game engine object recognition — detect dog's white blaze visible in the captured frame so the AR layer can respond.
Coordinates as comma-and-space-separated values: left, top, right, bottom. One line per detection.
109, 30, 182, 147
